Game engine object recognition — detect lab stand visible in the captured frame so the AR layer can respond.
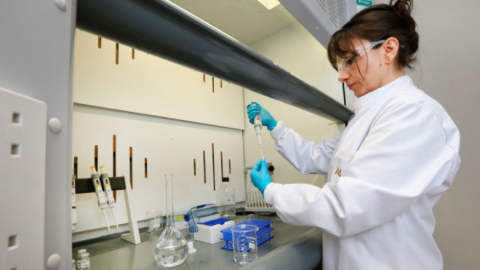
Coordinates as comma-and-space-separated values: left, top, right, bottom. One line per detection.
75, 176, 141, 245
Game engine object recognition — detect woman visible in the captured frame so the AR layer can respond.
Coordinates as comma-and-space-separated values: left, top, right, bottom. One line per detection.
248, 0, 461, 269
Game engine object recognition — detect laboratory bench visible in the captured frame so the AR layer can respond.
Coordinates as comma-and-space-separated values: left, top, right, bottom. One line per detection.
73, 214, 322, 270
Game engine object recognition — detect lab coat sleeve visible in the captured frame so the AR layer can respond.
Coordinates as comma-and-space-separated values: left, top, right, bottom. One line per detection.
264, 100, 460, 237
270, 121, 343, 174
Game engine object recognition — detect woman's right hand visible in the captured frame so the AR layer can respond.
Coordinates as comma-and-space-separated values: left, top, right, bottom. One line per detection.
247, 102, 277, 131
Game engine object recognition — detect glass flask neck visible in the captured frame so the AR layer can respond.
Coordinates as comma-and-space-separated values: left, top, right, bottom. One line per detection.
165, 174, 175, 229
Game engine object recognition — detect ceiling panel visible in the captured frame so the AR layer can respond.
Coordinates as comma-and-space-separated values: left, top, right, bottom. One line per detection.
170, 0, 297, 45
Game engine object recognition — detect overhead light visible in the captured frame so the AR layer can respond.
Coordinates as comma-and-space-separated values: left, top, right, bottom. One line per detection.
257, 0, 281, 10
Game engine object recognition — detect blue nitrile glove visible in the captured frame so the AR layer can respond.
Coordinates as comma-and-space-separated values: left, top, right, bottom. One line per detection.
250, 159, 272, 196
247, 102, 277, 131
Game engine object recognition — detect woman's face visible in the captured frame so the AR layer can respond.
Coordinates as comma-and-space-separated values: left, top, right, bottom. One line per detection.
337, 39, 385, 98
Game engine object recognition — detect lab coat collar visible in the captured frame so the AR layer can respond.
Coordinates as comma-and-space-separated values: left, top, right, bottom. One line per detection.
353, 75, 413, 112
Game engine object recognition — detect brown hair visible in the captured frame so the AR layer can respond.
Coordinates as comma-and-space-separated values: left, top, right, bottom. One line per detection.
327, 0, 419, 70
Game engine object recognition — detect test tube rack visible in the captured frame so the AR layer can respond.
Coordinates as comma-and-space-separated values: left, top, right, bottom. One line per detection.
220, 220, 274, 251
75, 176, 141, 244
244, 163, 276, 212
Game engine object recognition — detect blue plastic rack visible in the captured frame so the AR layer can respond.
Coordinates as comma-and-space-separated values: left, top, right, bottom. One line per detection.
220, 219, 274, 250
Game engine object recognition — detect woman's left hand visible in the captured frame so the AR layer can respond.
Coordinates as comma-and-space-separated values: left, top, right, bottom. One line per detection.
250, 159, 272, 196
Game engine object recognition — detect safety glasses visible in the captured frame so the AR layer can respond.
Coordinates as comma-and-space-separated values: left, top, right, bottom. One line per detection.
336, 40, 385, 71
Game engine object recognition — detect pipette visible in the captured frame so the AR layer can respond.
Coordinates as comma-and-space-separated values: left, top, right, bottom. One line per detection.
91, 166, 111, 232
253, 114, 265, 161
100, 166, 119, 229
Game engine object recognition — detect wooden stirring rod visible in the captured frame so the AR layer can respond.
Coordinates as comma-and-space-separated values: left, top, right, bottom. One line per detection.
145, 158, 148, 178
129, 147, 133, 189
113, 135, 117, 201
116, 43, 119, 65
203, 151, 206, 184
74, 157, 78, 179
94, 145, 98, 172
220, 151, 224, 179
212, 143, 216, 191
193, 159, 196, 176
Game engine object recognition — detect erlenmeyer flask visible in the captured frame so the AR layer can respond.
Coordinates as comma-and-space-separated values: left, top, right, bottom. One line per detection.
154, 174, 188, 267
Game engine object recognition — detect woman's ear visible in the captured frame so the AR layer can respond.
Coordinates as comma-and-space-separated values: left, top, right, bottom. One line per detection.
383, 37, 400, 65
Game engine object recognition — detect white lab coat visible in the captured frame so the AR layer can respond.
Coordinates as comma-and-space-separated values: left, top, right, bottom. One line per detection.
264, 76, 461, 270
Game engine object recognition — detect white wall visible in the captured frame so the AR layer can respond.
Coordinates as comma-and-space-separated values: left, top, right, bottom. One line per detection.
251, 23, 344, 103
72, 30, 246, 237
72, 104, 245, 233
244, 23, 344, 186
376, 1, 480, 268
73, 30, 245, 130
